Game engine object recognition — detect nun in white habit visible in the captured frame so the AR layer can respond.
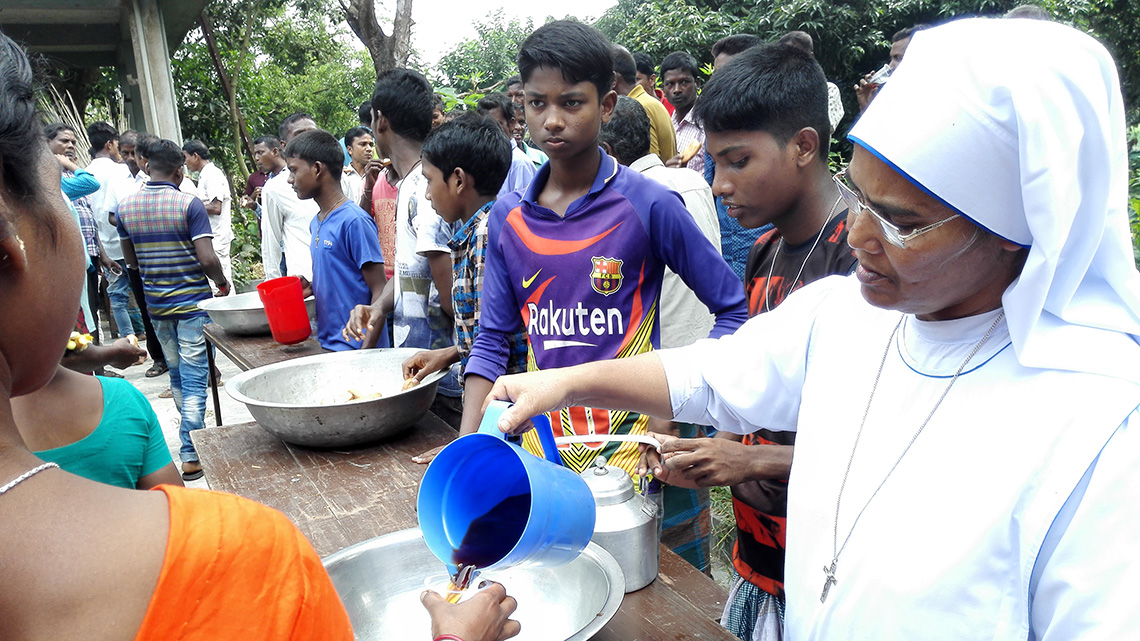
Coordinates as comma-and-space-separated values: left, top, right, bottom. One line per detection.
482, 17, 1140, 641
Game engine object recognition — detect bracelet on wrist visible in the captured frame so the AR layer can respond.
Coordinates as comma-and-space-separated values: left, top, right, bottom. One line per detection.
433, 635, 465, 641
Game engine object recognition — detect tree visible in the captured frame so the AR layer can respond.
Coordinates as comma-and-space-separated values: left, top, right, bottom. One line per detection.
340, 0, 414, 77
172, 0, 375, 285
436, 10, 536, 92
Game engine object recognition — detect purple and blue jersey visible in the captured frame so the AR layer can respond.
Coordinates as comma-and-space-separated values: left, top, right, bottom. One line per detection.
467, 150, 746, 472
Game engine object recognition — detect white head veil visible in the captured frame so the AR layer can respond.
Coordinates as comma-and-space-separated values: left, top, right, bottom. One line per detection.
849, 18, 1140, 383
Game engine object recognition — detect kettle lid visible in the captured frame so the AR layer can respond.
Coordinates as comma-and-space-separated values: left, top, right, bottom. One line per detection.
579, 456, 635, 506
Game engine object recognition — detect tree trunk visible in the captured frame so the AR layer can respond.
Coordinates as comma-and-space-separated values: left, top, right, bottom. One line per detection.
200, 10, 254, 181
340, 0, 415, 78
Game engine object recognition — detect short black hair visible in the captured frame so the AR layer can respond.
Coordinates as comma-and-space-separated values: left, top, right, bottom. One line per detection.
892, 24, 929, 42
43, 122, 73, 142
371, 68, 434, 142
660, 51, 701, 79
182, 139, 210, 160
119, 129, 139, 147
518, 20, 615, 100
421, 114, 511, 198
599, 96, 650, 165
344, 126, 372, 147
0, 32, 45, 203
86, 121, 118, 155
633, 52, 656, 78
278, 112, 314, 141
612, 45, 637, 86
476, 92, 516, 123
695, 44, 830, 163
777, 31, 814, 55
711, 34, 762, 59
147, 139, 186, 175
432, 93, 445, 112
284, 129, 345, 173
357, 100, 372, 126
135, 133, 157, 158
253, 135, 282, 150
506, 75, 522, 88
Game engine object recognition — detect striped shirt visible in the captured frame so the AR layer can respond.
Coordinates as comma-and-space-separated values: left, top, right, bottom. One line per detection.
117, 182, 214, 319
671, 108, 705, 176
448, 201, 526, 380
63, 169, 100, 258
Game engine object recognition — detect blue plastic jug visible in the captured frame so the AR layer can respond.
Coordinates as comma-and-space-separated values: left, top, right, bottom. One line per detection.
418, 401, 596, 572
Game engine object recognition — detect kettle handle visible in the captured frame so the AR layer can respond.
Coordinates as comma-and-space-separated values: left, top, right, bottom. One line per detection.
479, 400, 564, 467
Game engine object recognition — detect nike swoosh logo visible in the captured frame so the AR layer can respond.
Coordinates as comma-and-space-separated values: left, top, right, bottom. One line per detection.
543, 340, 596, 350
523, 269, 541, 288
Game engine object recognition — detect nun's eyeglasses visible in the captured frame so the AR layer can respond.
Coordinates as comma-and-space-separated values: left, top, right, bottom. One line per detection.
834, 169, 959, 249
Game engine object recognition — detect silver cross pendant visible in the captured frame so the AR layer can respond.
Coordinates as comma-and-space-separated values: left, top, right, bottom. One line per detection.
820, 560, 837, 603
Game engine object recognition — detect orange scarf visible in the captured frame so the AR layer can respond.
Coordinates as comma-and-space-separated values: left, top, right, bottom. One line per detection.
134, 485, 353, 640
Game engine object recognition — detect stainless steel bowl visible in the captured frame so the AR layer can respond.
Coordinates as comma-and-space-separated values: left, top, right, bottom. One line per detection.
225, 349, 448, 448
323, 528, 625, 641
197, 291, 316, 336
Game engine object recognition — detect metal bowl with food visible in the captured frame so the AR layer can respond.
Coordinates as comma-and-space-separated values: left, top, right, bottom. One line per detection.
323, 528, 625, 641
225, 348, 448, 448
197, 291, 316, 336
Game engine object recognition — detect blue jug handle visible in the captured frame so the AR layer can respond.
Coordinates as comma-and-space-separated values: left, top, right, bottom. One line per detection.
480, 400, 564, 467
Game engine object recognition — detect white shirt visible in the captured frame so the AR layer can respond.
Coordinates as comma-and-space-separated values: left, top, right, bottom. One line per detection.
341, 166, 365, 203
662, 276, 1140, 640
393, 165, 461, 396
260, 170, 317, 280
195, 161, 233, 247
630, 154, 719, 349
86, 156, 131, 261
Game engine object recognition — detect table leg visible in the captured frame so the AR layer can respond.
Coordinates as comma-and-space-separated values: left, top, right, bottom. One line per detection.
207, 343, 222, 426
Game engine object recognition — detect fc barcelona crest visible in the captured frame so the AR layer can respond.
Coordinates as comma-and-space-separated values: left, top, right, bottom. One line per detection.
590, 256, 623, 296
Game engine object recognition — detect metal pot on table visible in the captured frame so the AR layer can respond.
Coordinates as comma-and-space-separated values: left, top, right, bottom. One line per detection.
579, 455, 660, 592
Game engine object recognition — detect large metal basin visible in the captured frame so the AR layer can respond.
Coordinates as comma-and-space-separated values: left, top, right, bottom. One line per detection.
225, 349, 447, 448
324, 528, 624, 641
197, 291, 316, 336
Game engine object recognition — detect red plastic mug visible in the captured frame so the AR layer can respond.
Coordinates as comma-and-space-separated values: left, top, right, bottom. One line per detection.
257, 276, 311, 345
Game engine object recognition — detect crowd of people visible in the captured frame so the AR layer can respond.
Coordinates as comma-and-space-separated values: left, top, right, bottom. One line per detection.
2, 1, 1139, 639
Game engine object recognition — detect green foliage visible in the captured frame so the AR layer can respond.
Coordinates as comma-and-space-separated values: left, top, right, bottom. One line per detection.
596, 0, 736, 65
1127, 124, 1140, 267
170, 0, 374, 287
434, 86, 485, 112
436, 10, 535, 91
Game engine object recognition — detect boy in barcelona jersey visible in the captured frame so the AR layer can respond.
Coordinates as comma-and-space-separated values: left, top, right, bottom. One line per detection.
462, 21, 746, 481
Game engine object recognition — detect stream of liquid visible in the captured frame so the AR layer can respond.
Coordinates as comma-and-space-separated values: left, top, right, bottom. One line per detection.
446, 493, 532, 601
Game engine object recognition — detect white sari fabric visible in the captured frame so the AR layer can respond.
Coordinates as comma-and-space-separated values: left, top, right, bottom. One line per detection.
849, 18, 1140, 383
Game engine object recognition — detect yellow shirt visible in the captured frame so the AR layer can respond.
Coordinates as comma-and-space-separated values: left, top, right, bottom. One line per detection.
628, 84, 678, 162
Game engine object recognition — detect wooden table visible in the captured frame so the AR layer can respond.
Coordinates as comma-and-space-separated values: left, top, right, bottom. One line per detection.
202, 323, 327, 425
193, 417, 735, 640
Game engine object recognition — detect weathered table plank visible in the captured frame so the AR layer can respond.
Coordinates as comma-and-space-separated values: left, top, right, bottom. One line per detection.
203, 322, 327, 372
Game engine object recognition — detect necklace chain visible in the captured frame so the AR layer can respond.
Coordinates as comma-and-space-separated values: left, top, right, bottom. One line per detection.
764, 195, 844, 313
821, 310, 1006, 603
315, 195, 350, 243
0, 462, 59, 496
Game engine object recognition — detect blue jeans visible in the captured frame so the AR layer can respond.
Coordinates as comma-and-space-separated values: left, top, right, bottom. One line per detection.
153, 314, 209, 462
104, 259, 134, 337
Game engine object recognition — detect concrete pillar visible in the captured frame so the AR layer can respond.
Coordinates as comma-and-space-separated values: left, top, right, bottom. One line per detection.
116, 48, 148, 134
125, 0, 183, 143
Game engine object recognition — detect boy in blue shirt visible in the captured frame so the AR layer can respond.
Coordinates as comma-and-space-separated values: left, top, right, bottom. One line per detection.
285, 129, 387, 350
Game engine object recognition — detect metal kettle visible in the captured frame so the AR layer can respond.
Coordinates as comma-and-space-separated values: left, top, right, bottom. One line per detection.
579, 456, 660, 592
